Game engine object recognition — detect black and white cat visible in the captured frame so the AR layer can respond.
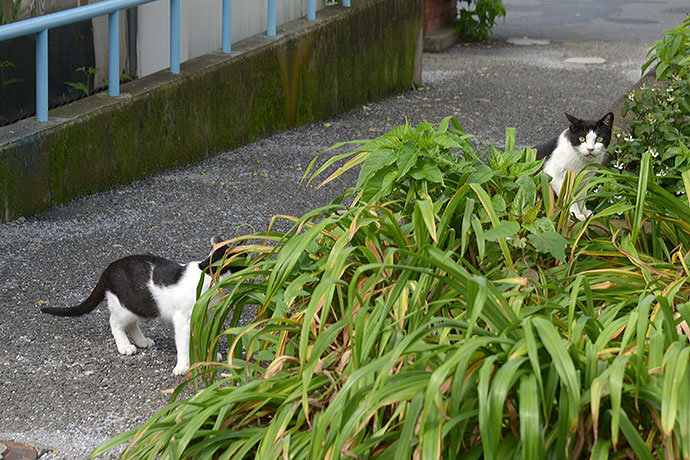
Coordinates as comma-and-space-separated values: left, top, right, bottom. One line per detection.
535, 112, 614, 220
41, 237, 237, 375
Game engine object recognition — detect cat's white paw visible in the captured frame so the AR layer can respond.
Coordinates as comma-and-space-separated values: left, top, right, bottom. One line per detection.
118, 343, 137, 355
172, 363, 189, 376
570, 203, 591, 221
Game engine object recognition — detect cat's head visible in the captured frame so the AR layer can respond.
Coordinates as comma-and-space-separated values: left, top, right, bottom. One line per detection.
198, 236, 237, 277
565, 112, 614, 160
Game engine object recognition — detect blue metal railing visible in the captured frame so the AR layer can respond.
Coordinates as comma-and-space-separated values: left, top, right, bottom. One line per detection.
0, 0, 350, 123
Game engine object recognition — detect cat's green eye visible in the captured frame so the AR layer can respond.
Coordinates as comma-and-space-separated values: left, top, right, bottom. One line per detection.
596, 136, 603, 142
578, 136, 585, 142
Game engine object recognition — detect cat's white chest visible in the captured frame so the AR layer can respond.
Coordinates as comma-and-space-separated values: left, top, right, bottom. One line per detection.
542, 130, 604, 196
148, 264, 207, 321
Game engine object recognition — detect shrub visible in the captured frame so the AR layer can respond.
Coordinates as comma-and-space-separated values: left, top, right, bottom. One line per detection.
454, 0, 506, 41
613, 15, 690, 197
642, 14, 690, 80
94, 118, 690, 459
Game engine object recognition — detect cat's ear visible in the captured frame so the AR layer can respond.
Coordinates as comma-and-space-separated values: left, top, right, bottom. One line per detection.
210, 235, 225, 246
599, 112, 614, 128
565, 113, 581, 126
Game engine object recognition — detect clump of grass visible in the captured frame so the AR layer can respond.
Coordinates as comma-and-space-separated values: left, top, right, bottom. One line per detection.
94, 117, 690, 459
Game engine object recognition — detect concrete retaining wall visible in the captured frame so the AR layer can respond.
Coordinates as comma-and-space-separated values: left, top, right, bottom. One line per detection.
0, 0, 423, 222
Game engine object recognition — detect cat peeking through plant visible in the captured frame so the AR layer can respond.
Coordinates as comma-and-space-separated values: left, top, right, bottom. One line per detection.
535, 112, 614, 220
40, 237, 238, 375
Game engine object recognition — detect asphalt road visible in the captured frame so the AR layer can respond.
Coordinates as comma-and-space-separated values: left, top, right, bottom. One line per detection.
1, 0, 687, 458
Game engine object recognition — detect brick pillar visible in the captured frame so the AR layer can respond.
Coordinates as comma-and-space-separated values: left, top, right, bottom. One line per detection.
423, 0, 456, 35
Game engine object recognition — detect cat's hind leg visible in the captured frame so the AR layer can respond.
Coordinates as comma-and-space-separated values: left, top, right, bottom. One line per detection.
126, 322, 155, 349
107, 293, 137, 355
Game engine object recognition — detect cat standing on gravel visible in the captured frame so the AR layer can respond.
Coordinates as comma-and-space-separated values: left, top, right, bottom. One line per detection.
41, 237, 237, 375
535, 112, 614, 220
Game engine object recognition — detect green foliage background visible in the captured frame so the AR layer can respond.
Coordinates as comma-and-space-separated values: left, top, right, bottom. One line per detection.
95, 118, 690, 459
94, 17, 690, 460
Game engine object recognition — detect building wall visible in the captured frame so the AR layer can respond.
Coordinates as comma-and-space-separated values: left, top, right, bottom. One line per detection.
423, 0, 455, 35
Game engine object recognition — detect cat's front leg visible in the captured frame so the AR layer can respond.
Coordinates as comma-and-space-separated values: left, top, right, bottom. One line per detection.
172, 312, 191, 375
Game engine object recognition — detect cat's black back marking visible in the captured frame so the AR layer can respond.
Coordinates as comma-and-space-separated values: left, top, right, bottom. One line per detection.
151, 257, 186, 287
535, 135, 559, 161
105, 255, 172, 318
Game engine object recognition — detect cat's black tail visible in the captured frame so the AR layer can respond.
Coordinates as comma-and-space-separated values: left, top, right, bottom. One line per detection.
40, 274, 107, 317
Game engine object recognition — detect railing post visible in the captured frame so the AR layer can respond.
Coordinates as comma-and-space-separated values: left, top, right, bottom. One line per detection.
222, 0, 231, 53
267, 0, 275, 36
308, 0, 315, 20
36, 28, 48, 122
108, 10, 119, 96
170, 0, 180, 74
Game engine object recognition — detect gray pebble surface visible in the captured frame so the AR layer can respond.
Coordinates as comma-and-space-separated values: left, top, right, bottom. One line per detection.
1, 1, 685, 456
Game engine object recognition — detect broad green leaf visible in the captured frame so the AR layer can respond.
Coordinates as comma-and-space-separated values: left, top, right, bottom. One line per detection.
482, 220, 519, 241
356, 148, 396, 189
467, 165, 494, 184
527, 231, 568, 263
396, 142, 418, 177
410, 160, 444, 183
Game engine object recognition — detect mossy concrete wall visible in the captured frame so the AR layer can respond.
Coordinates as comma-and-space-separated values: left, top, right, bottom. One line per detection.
0, 0, 423, 222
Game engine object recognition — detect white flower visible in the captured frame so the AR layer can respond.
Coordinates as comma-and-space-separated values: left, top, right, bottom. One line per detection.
624, 134, 634, 143
656, 169, 666, 177
668, 95, 675, 103
645, 147, 659, 158
614, 160, 625, 171
627, 92, 636, 101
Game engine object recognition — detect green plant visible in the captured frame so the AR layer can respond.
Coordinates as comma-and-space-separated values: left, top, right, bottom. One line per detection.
0, 0, 21, 25
613, 21, 690, 197
642, 14, 690, 80
455, 0, 506, 41
103, 73, 133, 87
0, 60, 23, 100
64, 66, 101, 96
94, 118, 690, 459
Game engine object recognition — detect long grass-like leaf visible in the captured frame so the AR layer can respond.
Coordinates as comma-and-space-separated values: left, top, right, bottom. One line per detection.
532, 317, 581, 431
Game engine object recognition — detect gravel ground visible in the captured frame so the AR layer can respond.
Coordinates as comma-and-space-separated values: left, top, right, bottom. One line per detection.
1, 1, 686, 457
